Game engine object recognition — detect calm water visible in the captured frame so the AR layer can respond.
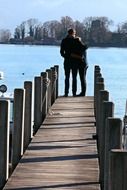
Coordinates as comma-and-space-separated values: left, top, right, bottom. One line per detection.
0, 44, 127, 119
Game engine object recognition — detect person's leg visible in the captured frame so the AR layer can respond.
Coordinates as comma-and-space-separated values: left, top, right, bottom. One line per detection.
64, 65, 70, 96
78, 67, 86, 96
72, 64, 78, 96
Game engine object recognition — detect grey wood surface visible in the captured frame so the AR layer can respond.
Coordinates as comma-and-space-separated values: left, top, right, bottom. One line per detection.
4, 96, 100, 190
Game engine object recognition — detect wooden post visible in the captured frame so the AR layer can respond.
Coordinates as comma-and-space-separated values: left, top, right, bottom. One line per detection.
99, 101, 114, 190
54, 65, 59, 98
11, 89, 25, 171
23, 81, 33, 152
97, 90, 109, 142
94, 65, 101, 93
110, 149, 127, 190
95, 82, 104, 135
51, 67, 57, 105
0, 100, 10, 189
34, 76, 42, 134
46, 69, 52, 113
94, 72, 102, 115
104, 118, 122, 190
97, 76, 104, 83
94, 72, 102, 99
95, 65, 101, 71
94, 65, 101, 98
41, 72, 48, 121
97, 91, 109, 159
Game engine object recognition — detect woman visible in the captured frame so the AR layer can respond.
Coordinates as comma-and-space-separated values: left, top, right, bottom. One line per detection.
71, 37, 88, 96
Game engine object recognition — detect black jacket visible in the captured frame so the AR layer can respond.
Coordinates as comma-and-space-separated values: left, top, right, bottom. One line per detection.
60, 35, 75, 59
60, 36, 87, 59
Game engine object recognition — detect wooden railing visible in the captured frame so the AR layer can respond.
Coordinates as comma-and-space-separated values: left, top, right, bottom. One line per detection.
0, 65, 59, 189
1, 64, 126, 190
94, 65, 127, 190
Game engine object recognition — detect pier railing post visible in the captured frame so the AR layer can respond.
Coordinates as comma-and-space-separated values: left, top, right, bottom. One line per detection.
99, 101, 114, 189
97, 90, 109, 148
54, 65, 59, 98
23, 81, 33, 152
110, 149, 127, 190
51, 67, 57, 105
94, 65, 101, 110
46, 69, 52, 112
11, 89, 25, 171
95, 82, 104, 137
94, 65, 101, 95
104, 118, 122, 190
34, 76, 42, 134
41, 72, 48, 121
0, 100, 10, 189
97, 91, 109, 186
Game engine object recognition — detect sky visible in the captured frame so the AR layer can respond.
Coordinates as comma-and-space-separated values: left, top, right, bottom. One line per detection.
0, 0, 127, 33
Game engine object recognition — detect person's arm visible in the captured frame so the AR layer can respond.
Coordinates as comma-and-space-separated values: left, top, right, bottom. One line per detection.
81, 42, 88, 51
76, 37, 88, 51
84, 43, 88, 50
60, 40, 65, 58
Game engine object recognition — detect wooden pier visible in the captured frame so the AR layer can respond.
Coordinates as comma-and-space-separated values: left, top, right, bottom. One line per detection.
3, 96, 100, 190
1, 65, 125, 190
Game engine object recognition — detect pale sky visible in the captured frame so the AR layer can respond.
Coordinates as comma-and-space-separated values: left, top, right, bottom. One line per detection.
0, 0, 127, 32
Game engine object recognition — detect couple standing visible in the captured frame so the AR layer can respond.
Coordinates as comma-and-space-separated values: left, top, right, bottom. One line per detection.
60, 28, 88, 97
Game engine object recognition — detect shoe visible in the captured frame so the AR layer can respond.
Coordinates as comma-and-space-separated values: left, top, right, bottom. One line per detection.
73, 93, 76, 97
63, 94, 68, 97
76, 92, 85, 97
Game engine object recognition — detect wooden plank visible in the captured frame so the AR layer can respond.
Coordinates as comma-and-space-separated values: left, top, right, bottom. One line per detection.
4, 96, 100, 190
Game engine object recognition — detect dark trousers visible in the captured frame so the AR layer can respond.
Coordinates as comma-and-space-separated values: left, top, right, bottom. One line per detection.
64, 65, 70, 95
79, 66, 87, 95
71, 63, 78, 95
64, 59, 78, 95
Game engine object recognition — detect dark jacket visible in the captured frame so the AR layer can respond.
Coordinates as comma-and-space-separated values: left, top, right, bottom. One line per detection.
71, 38, 88, 68
72, 38, 88, 58
60, 35, 75, 59
60, 35, 88, 68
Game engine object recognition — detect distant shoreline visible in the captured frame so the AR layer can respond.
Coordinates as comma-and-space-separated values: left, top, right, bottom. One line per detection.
0, 41, 127, 48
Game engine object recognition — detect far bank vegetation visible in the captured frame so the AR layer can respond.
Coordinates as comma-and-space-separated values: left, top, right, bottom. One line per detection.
1, 16, 127, 47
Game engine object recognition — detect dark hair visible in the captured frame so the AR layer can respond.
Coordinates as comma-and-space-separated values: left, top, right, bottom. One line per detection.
68, 28, 76, 35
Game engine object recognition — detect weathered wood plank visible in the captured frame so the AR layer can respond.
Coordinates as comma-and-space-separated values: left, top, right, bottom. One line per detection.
4, 96, 100, 190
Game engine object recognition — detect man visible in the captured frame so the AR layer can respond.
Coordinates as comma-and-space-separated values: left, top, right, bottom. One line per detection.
60, 28, 77, 97
77, 39, 88, 96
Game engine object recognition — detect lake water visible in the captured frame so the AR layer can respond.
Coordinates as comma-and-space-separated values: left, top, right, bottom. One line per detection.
0, 44, 127, 119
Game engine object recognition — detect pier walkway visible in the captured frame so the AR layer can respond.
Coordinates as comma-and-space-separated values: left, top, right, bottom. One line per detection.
4, 96, 100, 190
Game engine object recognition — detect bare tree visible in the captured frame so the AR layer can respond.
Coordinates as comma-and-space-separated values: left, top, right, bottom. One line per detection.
74, 20, 86, 41
60, 16, 75, 36
42, 20, 61, 40
83, 16, 113, 44
11, 16, 126, 46
20, 22, 26, 39
14, 26, 21, 39
0, 29, 11, 42
34, 25, 43, 41
26, 18, 39, 38
118, 21, 127, 33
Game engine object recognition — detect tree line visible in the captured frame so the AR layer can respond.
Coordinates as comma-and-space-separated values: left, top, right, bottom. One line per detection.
0, 16, 127, 47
